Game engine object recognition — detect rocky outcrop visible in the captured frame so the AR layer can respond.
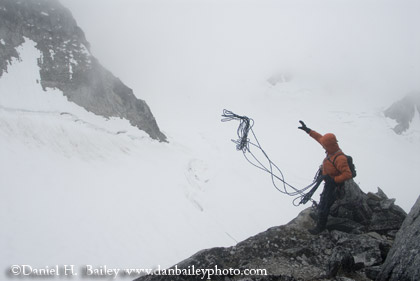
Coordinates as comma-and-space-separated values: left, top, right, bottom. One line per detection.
376, 195, 420, 281
384, 93, 420, 134
0, 0, 166, 141
135, 181, 409, 281
328, 181, 406, 237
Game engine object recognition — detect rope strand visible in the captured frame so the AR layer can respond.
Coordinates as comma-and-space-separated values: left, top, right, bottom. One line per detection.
221, 109, 323, 206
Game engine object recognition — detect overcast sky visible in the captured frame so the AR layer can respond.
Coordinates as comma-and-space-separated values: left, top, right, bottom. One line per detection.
59, 0, 420, 106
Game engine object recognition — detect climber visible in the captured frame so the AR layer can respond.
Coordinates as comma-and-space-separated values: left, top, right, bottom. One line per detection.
298, 121, 353, 235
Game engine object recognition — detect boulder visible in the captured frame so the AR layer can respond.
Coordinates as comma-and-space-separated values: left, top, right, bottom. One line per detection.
329, 180, 373, 227
328, 182, 406, 237
376, 195, 420, 281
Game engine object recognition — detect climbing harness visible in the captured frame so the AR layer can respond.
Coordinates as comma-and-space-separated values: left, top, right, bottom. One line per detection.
221, 109, 324, 206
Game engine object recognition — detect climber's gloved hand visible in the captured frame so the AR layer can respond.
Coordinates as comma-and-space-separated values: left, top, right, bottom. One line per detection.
298, 120, 311, 134
323, 175, 336, 185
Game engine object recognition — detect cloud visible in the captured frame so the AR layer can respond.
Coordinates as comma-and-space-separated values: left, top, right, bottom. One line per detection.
60, 0, 420, 101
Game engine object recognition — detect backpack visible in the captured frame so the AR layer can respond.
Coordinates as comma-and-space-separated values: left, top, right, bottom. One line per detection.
330, 153, 357, 178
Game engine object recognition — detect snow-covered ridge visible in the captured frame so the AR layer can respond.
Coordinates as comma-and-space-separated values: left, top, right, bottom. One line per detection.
0, 0, 166, 141
0, 39, 151, 157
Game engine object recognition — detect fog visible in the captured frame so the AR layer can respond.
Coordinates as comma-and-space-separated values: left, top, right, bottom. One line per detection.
54, 0, 420, 213
2, 1, 420, 275
60, 0, 420, 109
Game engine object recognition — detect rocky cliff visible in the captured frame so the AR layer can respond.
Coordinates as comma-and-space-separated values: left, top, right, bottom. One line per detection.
376, 195, 420, 281
384, 92, 420, 134
134, 181, 417, 281
0, 0, 166, 141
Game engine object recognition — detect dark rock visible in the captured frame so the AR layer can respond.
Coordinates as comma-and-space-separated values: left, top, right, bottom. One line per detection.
367, 192, 406, 235
330, 180, 373, 227
384, 92, 420, 134
0, 0, 166, 141
327, 246, 355, 278
376, 195, 420, 281
134, 184, 409, 281
367, 209, 406, 235
135, 208, 397, 280
375, 188, 389, 200
329, 231, 390, 268
326, 216, 366, 234
364, 266, 381, 280
327, 182, 406, 236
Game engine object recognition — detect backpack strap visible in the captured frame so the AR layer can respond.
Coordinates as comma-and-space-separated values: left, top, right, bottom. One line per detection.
327, 152, 345, 170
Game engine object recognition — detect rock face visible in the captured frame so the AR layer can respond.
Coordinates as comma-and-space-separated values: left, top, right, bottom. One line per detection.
376, 195, 420, 281
384, 93, 420, 134
328, 181, 406, 237
135, 181, 409, 281
0, 0, 166, 141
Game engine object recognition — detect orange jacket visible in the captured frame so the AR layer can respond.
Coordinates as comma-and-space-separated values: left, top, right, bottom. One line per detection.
309, 130, 353, 184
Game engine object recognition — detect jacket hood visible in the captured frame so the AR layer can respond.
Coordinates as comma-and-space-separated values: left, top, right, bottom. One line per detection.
320, 133, 340, 154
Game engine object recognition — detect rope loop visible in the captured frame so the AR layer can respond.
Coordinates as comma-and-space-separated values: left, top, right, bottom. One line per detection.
222, 109, 323, 206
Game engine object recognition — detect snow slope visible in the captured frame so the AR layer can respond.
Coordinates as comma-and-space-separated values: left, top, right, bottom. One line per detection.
0, 39, 301, 279
2, 0, 420, 279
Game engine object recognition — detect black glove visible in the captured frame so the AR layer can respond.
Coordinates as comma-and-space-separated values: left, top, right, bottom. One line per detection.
298, 120, 311, 134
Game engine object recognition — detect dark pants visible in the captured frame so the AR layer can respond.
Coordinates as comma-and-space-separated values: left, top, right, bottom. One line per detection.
316, 181, 337, 231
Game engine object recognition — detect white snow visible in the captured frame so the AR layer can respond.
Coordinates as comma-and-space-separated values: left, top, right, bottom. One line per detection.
68, 52, 76, 79
41, 11, 49, 16
0, 39, 5, 45
1, 38, 290, 279
48, 48, 55, 60
2, 1, 420, 280
79, 43, 91, 57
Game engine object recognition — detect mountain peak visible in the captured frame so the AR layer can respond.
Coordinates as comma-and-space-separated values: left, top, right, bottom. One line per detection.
0, 0, 166, 141
385, 92, 420, 135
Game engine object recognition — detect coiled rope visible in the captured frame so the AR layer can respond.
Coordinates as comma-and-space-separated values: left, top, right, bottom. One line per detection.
221, 109, 323, 206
